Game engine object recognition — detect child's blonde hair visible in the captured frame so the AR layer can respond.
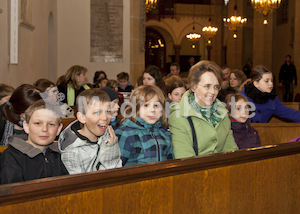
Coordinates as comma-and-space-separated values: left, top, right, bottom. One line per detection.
76, 88, 110, 114
25, 99, 62, 124
124, 85, 167, 127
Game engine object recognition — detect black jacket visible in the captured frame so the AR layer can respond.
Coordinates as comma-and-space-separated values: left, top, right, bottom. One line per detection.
1, 136, 68, 184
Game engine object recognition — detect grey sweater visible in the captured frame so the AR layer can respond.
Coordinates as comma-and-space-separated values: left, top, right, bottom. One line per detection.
58, 120, 122, 174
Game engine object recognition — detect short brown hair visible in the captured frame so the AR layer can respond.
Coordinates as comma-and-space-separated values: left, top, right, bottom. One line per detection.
124, 85, 168, 127
165, 76, 187, 95
188, 60, 222, 92
117, 72, 129, 81
25, 99, 62, 124
230, 69, 247, 86
76, 88, 110, 114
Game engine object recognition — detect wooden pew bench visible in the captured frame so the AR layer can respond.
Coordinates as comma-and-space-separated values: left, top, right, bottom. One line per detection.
252, 123, 300, 146
0, 142, 300, 213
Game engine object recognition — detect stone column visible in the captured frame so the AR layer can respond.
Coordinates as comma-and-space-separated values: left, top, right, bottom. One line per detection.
294, 1, 300, 95
174, 45, 181, 64
252, 11, 274, 69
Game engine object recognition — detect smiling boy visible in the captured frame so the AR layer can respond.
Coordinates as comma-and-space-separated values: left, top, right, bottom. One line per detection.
58, 89, 122, 174
1, 100, 68, 184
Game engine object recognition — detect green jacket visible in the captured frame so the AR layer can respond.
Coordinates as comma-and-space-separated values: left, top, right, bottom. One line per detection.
169, 91, 238, 159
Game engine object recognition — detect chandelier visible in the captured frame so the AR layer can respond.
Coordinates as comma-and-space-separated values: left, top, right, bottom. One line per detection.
223, 4, 247, 38
202, 19, 218, 44
145, 0, 158, 13
186, 3, 201, 48
202, 3, 218, 44
251, 0, 281, 24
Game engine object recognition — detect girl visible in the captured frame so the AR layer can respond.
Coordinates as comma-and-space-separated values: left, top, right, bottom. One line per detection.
115, 85, 174, 166
240, 65, 300, 123
225, 93, 261, 149
165, 76, 187, 103
1, 84, 42, 145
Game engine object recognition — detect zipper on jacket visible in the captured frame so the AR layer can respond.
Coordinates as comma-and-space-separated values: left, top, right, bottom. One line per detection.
44, 157, 49, 163
150, 130, 160, 162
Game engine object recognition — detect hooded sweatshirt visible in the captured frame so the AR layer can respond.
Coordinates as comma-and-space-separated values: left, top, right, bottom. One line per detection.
58, 120, 122, 175
1, 136, 68, 184
115, 117, 174, 167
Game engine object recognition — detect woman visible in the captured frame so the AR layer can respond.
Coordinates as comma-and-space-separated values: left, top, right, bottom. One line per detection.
218, 69, 247, 102
142, 65, 165, 90
169, 60, 238, 159
240, 65, 300, 123
57, 65, 90, 106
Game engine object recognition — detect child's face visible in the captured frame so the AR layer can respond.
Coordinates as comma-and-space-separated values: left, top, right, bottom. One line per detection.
78, 101, 111, 142
139, 95, 162, 124
45, 86, 59, 104
231, 98, 249, 123
254, 73, 273, 93
23, 109, 62, 151
119, 79, 128, 89
98, 79, 108, 88
111, 98, 120, 117
168, 87, 186, 103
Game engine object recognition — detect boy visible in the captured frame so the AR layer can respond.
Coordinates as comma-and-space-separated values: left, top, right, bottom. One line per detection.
1, 100, 68, 184
58, 89, 122, 174
117, 72, 134, 92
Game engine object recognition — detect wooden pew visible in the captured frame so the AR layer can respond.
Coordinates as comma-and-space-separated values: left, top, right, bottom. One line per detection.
61, 117, 76, 130
252, 123, 300, 146
269, 102, 300, 123
0, 142, 300, 213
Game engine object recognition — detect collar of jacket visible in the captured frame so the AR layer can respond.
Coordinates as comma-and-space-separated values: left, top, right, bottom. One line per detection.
173, 90, 228, 120
230, 117, 251, 131
8, 136, 58, 158
244, 82, 276, 104
136, 116, 162, 131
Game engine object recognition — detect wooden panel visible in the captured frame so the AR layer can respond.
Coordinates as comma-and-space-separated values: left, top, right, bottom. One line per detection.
61, 117, 76, 130
252, 123, 300, 146
269, 102, 299, 123
0, 142, 300, 213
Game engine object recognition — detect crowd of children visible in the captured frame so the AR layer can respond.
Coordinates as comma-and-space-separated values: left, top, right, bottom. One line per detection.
0, 62, 299, 185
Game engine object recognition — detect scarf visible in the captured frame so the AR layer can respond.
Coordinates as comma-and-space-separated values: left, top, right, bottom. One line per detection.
244, 82, 276, 104
188, 93, 221, 127
67, 82, 90, 106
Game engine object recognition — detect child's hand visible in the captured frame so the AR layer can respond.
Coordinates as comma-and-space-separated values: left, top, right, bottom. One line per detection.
107, 125, 117, 145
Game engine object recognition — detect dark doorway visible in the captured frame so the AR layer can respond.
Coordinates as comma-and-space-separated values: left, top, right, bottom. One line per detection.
145, 28, 167, 76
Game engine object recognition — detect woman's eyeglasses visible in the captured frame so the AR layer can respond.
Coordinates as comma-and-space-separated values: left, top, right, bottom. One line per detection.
198, 84, 221, 91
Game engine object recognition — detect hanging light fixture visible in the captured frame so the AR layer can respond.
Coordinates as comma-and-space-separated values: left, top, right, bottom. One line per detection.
251, 0, 281, 24
223, 2, 247, 39
202, 3, 218, 44
186, 2, 201, 48
145, 0, 158, 13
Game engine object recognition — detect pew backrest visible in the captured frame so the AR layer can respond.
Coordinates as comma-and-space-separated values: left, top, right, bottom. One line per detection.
252, 123, 300, 146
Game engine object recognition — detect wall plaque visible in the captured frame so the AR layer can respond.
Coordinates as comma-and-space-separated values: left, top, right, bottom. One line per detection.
91, 0, 123, 63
